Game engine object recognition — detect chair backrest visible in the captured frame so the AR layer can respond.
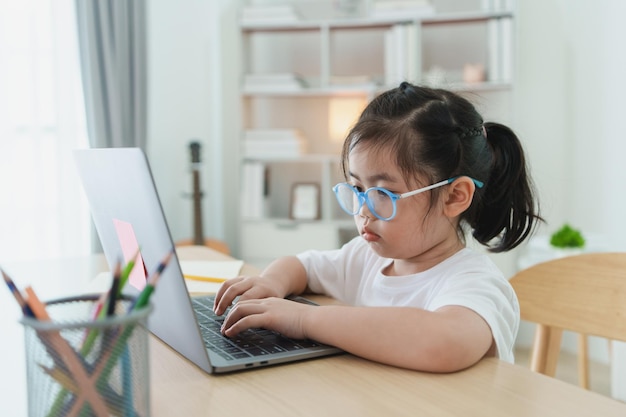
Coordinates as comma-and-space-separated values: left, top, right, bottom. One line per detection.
510, 252, 626, 342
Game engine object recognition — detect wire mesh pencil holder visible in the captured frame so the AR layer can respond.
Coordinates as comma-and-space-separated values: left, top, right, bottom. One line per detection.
20, 294, 152, 417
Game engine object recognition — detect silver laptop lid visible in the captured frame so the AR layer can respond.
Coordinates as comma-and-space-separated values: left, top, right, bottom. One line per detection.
74, 147, 214, 373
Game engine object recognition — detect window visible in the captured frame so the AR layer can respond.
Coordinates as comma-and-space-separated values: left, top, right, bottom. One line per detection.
0, 0, 90, 262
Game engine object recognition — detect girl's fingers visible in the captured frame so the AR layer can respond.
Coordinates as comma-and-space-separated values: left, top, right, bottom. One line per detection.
221, 301, 268, 336
213, 276, 252, 315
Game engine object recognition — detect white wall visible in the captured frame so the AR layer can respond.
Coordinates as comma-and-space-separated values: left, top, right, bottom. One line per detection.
148, 0, 240, 250
513, 1, 626, 368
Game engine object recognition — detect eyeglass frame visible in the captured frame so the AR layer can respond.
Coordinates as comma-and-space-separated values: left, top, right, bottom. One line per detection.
332, 176, 485, 221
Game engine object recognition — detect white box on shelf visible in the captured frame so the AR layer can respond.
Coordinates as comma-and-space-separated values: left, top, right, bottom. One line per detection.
241, 222, 340, 260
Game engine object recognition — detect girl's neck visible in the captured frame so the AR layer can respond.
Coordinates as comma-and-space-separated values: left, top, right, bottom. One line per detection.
384, 239, 465, 276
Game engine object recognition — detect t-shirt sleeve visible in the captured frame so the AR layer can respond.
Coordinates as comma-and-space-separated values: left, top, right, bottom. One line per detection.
296, 236, 364, 303
427, 272, 520, 363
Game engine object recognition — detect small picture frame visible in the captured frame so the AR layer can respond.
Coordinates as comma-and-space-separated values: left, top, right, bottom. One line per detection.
290, 183, 320, 220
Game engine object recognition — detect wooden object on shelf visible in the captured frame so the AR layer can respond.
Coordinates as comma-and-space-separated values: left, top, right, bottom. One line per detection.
176, 141, 230, 255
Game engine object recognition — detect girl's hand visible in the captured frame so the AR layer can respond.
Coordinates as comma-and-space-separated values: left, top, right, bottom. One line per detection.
213, 256, 309, 316
212, 275, 287, 316
220, 297, 312, 340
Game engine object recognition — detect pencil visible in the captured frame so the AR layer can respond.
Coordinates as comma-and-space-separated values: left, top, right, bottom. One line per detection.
1, 268, 34, 317
118, 247, 140, 296
23, 286, 51, 320
183, 274, 228, 284
80, 290, 107, 349
92, 291, 108, 320
40, 364, 127, 416
39, 363, 78, 393
24, 286, 111, 416
131, 249, 174, 311
106, 260, 122, 317
81, 258, 124, 353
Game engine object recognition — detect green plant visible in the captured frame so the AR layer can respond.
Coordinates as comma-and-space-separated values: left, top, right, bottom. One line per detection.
549, 224, 585, 248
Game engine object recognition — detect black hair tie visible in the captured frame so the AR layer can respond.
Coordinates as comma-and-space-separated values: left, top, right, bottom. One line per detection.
399, 81, 414, 93
459, 127, 484, 139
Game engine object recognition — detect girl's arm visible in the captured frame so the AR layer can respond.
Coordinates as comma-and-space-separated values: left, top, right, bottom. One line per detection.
221, 301, 494, 373
305, 304, 494, 372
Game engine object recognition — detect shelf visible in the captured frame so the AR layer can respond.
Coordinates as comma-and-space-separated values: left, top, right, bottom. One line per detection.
240, 10, 514, 32
236, 3, 516, 263
242, 154, 340, 163
433, 80, 513, 92
242, 80, 512, 97
242, 83, 380, 97
242, 218, 355, 228
421, 10, 513, 25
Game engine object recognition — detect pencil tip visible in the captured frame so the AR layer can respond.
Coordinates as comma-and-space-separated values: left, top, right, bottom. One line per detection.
114, 259, 122, 278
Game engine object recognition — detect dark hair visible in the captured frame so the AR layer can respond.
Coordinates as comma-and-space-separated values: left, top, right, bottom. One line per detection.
341, 82, 542, 252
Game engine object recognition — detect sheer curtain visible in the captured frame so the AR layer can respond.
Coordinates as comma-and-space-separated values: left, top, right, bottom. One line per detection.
0, 0, 91, 262
75, 0, 147, 149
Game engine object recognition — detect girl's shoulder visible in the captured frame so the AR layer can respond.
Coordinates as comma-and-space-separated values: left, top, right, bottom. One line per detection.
437, 248, 503, 278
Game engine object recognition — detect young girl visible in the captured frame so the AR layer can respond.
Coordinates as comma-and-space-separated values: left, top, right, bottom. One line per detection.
214, 82, 542, 372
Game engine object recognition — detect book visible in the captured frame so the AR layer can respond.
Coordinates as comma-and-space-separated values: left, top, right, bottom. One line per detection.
384, 23, 421, 86
243, 73, 307, 93
240, 4, 300, 25
370, 0, 434, 19
241, 161, 268, 219
243, 129, 309, 158
244, 129, 306, 141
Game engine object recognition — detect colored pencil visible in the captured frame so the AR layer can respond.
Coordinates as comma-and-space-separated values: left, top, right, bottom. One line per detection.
81, 266, 118, 360
106, 260, 122, 317
131, 249, 174, 311
118, 247, 140, 296
183, 274, 228, 284
39, 363, 78, 393
40, 364, 128, 416
24, 286, 110, 417
23, 286, 51, 320
1, 268, 34, 317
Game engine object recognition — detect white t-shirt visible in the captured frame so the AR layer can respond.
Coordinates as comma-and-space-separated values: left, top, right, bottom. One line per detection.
296, 237, 519, 363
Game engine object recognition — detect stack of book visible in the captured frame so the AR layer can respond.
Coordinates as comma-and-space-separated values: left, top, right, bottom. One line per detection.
243, 129, 308, 158
384, 23, 421, 86
370, 0, 434, 20
240, 4, 300, 25
243, 73, 307, 93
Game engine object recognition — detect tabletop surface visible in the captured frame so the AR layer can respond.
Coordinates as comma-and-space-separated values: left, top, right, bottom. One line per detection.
2, 246, 626, 416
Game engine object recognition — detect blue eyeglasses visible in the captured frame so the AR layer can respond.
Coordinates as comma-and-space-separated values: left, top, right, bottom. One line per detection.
333, 177, 484, 221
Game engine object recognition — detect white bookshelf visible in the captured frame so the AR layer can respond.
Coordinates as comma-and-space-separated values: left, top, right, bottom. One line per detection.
236, 0, 516, 268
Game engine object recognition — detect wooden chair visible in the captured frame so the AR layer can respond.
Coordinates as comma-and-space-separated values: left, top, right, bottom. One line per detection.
509, 252, 626, 389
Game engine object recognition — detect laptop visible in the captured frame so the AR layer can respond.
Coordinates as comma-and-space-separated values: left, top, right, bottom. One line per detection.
74, 147, 342, 373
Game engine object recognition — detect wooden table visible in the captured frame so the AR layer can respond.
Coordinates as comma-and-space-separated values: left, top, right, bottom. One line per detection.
2, 247, 626, 416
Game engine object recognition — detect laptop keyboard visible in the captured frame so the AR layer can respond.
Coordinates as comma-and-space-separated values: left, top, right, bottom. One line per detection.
192, 295, 324, 361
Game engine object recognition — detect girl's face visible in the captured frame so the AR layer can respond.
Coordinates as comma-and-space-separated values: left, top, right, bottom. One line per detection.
347, 144, 464, 274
